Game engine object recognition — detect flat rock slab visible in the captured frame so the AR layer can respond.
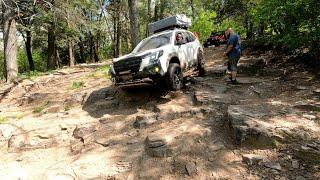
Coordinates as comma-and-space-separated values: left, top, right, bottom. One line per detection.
193, 90, 231, 105
73, 125, 98, 139
235, 77, 264, 84
145, 120, 207, 157
228, 104, 320, 148
157, 104, 201, 120
8, 134, 57, 153
206, 66, 227, 77
242, 154, 265, 165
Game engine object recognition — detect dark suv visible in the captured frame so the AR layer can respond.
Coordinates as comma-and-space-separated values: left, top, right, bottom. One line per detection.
203, 31, 227, 48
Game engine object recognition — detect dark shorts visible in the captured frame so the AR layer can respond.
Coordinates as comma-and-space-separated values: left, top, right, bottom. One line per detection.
227, 56, 240, 72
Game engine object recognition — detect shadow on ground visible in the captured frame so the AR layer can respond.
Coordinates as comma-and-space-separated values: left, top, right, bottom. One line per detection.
82, 85, 170, 118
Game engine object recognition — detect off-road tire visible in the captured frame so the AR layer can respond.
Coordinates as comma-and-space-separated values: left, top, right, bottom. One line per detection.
166, 63, 183, 91
214, 40, 221, 47
197, 50, 206, 77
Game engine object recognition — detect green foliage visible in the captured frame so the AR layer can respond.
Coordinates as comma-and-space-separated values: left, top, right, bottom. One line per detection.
0, 116, 8, 124
218, 19, 246, 38
88, 65, 111, 79
20, 71, 46, 80
71, 81, 85, 90
190, 11, 217, 43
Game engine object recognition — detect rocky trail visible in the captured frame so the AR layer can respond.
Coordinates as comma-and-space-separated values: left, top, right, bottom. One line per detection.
0, 45, 319, 180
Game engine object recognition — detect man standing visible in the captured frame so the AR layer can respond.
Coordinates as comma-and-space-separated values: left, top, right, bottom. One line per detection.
224, 28, 242, 84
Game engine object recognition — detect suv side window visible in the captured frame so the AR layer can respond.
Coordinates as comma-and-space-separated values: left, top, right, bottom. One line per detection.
185, 32, 196, 43
175, 31, 187, 45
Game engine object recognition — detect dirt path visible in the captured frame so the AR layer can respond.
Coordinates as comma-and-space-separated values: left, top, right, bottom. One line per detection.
0, 46, 319, 179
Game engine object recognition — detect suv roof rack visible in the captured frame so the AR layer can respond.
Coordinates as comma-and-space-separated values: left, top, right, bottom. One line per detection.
148, 14, 191, 35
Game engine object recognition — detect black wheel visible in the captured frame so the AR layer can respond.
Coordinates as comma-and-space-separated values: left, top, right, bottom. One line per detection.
197, 50, 206, 77
214, 40, 221, 47
204, 42, 209, 48
166, 63, 183, 91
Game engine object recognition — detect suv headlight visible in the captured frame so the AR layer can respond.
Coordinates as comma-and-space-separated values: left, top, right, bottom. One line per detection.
144, 50, 164, 64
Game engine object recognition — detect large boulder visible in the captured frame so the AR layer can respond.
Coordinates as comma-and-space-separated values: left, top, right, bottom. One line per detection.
227, 104, 320, 148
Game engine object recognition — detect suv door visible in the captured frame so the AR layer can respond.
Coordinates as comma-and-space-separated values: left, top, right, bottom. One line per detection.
185, 32, 198, 66
174, 31, 189, 69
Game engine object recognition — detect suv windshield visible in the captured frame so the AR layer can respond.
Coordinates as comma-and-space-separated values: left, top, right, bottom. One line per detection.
134, 32, 172, 53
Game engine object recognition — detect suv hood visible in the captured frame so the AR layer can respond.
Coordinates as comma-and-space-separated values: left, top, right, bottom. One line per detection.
113, 48, 165, 62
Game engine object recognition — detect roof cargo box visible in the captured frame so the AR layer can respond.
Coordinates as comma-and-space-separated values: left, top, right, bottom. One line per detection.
148, 14, 192, 34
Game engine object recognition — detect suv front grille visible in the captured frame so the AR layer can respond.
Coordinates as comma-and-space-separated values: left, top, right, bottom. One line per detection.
113, 57, 142, 74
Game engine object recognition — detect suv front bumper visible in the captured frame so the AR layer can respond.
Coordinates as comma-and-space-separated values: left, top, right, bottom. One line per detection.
110, 63, 165, 87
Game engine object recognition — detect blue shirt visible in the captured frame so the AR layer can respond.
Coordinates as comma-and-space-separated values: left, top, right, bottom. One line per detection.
227, 33, 241, 59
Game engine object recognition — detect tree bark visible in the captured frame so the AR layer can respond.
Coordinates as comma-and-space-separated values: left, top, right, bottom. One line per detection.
79, 37, 85, 63
25, 30, 35, 71
94, 33, 100, 62
128, 0, 140, 49
68, 40, 75, 66
56, 49, 61, 68
3, 1, 18, 82
190, 0, 195, 20
115, 12, 121, 57
146, 0, 152, 37
47, 23, 56, 70
66, 0, 76, 67
89, 32, 94, 62
159, 0, 166, 19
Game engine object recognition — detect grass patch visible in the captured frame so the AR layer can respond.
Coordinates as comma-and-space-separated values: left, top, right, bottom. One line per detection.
33, 100, 50, 113
0, 116, 8, 123
13, 113, 27, 120
20, 71, 46, 80
64, 104, 73, 112
87, 65, 111, 79
71, 81, 85, 90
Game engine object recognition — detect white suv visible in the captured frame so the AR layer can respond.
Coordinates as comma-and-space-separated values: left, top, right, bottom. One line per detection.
110, 29, 205, 90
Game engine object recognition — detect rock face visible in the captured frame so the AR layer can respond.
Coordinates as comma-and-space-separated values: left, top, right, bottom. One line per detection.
8, 134, 56, 153
144, 135, 173, 158
73, 125, 97, 139
242, 154, 265, 165
144, 121, 207, 158
227, 104, 320, 147
294, 143, 320, 164
185, 162, 197, 176
133, 114, 158, 129
263, 162, 282, 171
193, 90, 231, 106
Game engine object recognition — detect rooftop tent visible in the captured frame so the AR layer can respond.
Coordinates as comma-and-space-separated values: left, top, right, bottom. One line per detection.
148, 14, 192, 34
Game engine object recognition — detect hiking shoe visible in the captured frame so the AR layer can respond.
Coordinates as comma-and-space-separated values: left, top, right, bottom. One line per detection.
231, 79, 239, 85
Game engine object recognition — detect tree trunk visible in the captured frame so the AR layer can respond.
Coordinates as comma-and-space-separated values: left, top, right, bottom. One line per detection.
89, 32, 94, 62
66, 0, 76, 67
94, 33, 100, 62
25, 31, 35, 71
128, 0, 140, 49
68, 40, 75, 66
79, 37, 85, 63
113, 15, 117, 57
115, 13, 121, 57
47, 23, 56, 70
146, 0, 152, 37
3, 1, 18, 82
190, 0, 195, 20
159, 0, 166, 19
56, 49, 61, 68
